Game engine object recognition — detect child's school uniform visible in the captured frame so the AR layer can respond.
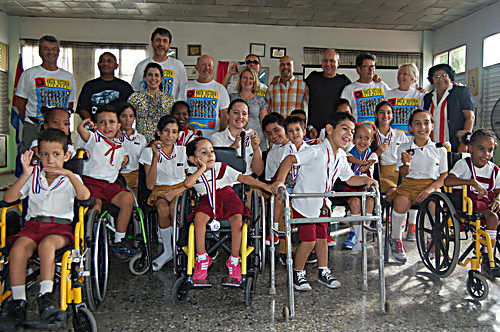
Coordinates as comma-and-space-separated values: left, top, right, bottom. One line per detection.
188, 162, 250, 221
211, 128, 260, 175
279, 141, 310, 193
376, 128, 409, 193
120, 130, 147, 189
450, 156, 500, 211
265, 143, 287, 181
139, 145, 188, 205
81, 130, 128, 204
9, 166, 82, 244
387, 138, 447, 202
344, 146, 378, 192
176, 127, 199, 146
292, 139, 354, 242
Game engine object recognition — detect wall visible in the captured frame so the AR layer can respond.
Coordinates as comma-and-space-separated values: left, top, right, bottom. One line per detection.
0, 11, 8, 43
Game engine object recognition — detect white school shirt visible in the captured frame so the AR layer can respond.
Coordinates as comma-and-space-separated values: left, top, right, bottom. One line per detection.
450, 158, 500, 191
265, 143, 287, 181
20, 169, 81, 221
396, 139, 447, 180
189, 162, 242, 195
293, 139, 354, 218
376, 128, 409, 165
139, 145, 188, 186
279, 141, 310, 178
82, 132, 126, 183
30, 140, 77, 158
211, 128, 259, 175
346, 150, 378, 178
120, 130, 147, 174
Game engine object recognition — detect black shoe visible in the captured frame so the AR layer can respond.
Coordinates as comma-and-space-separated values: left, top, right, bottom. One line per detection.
292, 269, 312, 291
0, 299, 27, 326
278, 253, 287, 266
306, 253, 317, 264
110, 238, 137, 257
317, 267, 342, 289
38, 292, 59, 321
482, 253, 500, 278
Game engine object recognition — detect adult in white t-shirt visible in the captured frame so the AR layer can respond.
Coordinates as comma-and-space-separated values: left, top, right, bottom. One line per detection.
385, 63, 425, 135
16, 35, 77, 154
340, 53, 389, 125
179, 55, 230, 139
131, 28, 187, 99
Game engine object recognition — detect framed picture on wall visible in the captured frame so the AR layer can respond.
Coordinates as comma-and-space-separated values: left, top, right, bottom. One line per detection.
187, 44, 202, 56
270, 47, 286, 58
0, 135, 6, 168
167, 47, 178, 59
249, 43, 265, 57
258, 67, 269, 86
185, 65, 198, 80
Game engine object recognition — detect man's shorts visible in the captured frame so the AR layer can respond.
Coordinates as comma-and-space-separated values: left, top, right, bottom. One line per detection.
292, 208, 328, 242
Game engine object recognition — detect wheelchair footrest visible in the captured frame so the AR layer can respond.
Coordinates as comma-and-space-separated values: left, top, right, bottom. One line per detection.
0, 316, 22, 331
24, 311, 66, 329
221, 277, 242, 287
192, 279, 212, 288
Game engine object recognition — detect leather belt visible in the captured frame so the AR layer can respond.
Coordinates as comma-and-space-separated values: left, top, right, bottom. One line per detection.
34, 216, 72, 225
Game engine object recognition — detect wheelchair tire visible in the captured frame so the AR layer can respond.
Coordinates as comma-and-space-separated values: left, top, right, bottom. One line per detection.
250, 191, 265, 273
416, 192, 460, 278
173, 191, 189, 277
244, 276, 256, 307
172, 277, 190, 305
466, 271, 489, 301
73, 307, 97, 332
128, 253, 149, 276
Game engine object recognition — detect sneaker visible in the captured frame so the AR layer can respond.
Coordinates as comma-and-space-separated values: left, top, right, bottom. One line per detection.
306, 252, 318, 264
265, 234, 279, 246
226, 258, 242, 282
327, 234, 336, 247
406, 224, 417, 242
2, 299, 27, 322
110, 238, 137, 257
481, 252, 500, 278
38, 292, 59, 321
318, 267, 341, 289
278, 253, 287, 266
342, 231, 357, 250
352, 242, 374, 256
193, 255, 213, 281
389, 236, 407, 264
293, 269, 312, 291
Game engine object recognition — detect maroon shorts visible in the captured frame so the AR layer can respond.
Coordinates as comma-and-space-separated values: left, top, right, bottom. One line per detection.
293, 208, 328, 242
189, 186, 250, 221
9, 220, 74, 245
83, 176, 128, 205
342, 184, 365, 193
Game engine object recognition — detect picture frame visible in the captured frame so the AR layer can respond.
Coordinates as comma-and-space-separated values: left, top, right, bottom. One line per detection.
167, 47, 178, 59
185, 65, 198, 80
270, 47, 286, 59
249, 43, 265, 57
187, 44, 202, 56
258, 67, 269, 86
0, 135, 6, 168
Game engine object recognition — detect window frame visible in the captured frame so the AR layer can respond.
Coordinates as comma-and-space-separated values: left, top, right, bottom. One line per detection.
482, 31, 500, 68
433, 44, 467, 74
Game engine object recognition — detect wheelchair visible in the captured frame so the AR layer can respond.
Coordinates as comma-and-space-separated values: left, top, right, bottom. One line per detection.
0, 152, 98, 331
415, 153, 499, 300
171, 146, 266, 307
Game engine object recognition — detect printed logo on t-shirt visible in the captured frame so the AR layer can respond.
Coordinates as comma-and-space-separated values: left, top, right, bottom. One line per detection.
34, 77, 72, 118
256, 88, 267, 97
388, 98, 420, 135
90, 89, 120, 114
140, 69, 176, 95
186, 89, 219, 130
353, 88, 385, 125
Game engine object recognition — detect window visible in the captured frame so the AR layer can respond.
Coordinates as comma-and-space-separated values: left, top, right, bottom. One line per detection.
483, 32, 500, 67
433, 45, 466, 74
94, 48, 146, 84
21, 44, 73, 73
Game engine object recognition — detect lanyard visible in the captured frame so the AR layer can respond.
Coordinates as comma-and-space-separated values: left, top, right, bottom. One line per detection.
353, 149, 371, 175
289, 145, 300, 181
376, 131, 392, 146
121, 130, 137, 142
95, 130, 122, 166
467, 157, 495, 193
157, 148, 176, 163
32, 165, 65, 194
325, 147, 340, 193
200, 168, 217, 220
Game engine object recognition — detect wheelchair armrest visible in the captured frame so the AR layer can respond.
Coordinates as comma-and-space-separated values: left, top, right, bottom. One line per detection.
0, 200, 21, 208
76, 197, 96, 208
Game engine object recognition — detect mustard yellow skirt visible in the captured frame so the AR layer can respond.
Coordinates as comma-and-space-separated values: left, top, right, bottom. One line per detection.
148, 182, 185, 206
380, 164, 398, 194
121, 170, 138, 196
386, 177, 435, 202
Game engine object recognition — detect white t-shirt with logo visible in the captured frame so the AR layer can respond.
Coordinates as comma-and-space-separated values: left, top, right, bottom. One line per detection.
385, 88, 425, 135
340, 81, 389, 124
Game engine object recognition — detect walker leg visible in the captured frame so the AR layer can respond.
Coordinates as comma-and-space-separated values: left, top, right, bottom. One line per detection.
284, 206, 295, 318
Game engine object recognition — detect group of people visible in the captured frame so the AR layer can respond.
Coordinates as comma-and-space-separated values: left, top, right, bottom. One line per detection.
3, 26, 499, 325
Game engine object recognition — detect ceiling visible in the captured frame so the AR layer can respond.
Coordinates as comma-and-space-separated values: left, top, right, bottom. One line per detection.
0, 0, 498, 31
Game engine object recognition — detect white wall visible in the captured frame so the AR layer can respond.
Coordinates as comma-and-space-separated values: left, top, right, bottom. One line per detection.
0, 11, 8, 43
18, 17, 422, 78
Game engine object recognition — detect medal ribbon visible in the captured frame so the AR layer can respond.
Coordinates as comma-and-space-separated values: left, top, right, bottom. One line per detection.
351, 148, 371, 175
325, 147, 340, 193
95, 129, 122, 166
157, 149, 176, 163
32, 165, 65, 194
200, 168, 216, 220
467, 157, 495, 193
376, 131, 392, 146
122, 131, 137, 142
289, 145, 300, 181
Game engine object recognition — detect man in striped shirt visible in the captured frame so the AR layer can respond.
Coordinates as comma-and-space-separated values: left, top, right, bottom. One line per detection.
266, 56, 309, 117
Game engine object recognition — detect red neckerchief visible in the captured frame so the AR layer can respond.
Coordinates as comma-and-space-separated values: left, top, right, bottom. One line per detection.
95, 130, 122, 166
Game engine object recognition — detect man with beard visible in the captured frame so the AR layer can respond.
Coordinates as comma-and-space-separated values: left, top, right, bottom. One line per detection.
131, 27, 187, 99
266, 56, 309, 117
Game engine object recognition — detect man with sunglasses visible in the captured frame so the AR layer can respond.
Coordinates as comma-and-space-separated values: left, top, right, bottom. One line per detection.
223, 54, 268, 96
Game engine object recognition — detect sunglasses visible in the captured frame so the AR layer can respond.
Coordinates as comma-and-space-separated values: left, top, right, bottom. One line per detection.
246, 60, 260, 65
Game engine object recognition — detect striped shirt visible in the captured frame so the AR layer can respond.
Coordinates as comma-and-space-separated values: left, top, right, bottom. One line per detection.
266, 76, 309, 117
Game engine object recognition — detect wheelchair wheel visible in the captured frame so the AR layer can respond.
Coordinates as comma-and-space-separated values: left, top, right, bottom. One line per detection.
466, 271, 489, 301
416, 192, 460, 278
172, 277, 190, 305
73, 307, 97, 332
128, 253, 149, 276
244, 276, 256, 307
250, 191, 265, 273
173, 192, 190, 277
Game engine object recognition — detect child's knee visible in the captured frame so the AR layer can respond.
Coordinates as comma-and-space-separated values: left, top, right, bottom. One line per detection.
229, 214, 243, 227
115, 191, 134, 207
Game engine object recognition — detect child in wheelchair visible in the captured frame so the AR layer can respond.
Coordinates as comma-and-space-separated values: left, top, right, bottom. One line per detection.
2, 129, 90, 325
140, 116, 188, 271
184, 138, 271, 282
387, 109, 448, 264
444, 129, 499, 277
171, 101, 199, 146
78, 104, 135, 257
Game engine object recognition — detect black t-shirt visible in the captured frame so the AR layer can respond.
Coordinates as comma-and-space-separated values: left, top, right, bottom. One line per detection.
76, 77, 134, 116
305, 71, 351, 130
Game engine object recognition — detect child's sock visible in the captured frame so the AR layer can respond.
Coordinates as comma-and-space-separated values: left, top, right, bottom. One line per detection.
39, 280, 53, 296
114, 232, 125, 243
229, 255, 240, 266
408, 209, 417, 225
11, 285, 26, 301
197, 252, 207, 261
486, 230, 497, 254
351, 214, 362, 242
391, 211, 406, 240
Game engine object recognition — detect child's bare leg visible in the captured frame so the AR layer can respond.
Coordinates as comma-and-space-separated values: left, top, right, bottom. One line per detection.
10, 237, 37, 286
391, 194, 413, 240
315, 238, 328, 267
194, 212, 210, 254
294, 241, 315, 270
91, 198, 102, 214
111, 191, 134, 233
480, 210, 499, 253
228, 214, 243, 257
38, 235, 70, 282
348, 197, 362, 243
155, 198, 171, 229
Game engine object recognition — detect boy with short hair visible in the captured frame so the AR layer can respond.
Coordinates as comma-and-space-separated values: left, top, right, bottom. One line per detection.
272, 112, 378, 291
3, 129, 91, 326
78, 105, 135, 256
262, 113, 288, 182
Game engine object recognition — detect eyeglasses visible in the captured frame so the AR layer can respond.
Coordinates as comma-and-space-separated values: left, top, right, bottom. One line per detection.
433, 73, 449, 79
246, 60, 260, 65
361, 65, 375, 69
